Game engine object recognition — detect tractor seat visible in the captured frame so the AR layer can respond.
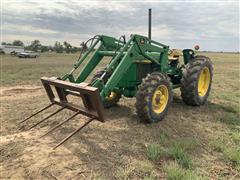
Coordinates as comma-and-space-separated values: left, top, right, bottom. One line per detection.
168, 55, 179, 61
168, 49, 183, 61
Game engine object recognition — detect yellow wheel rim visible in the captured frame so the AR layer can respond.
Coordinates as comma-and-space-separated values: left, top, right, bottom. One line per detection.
198, 67, 210, 97
152, 85, 169, 114
105, 91, 117, 101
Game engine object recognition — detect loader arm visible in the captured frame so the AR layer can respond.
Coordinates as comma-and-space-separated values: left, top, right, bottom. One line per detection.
61, 35, 125, 82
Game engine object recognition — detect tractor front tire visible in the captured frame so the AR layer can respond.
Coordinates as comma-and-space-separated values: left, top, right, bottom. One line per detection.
181, 56, 213, 106
135, 72, 172, 123
91, 70, 121, 108
102, 90, 121, 108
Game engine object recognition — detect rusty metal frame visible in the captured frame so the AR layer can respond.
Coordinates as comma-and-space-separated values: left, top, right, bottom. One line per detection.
20, 76, 105, 149
41, 77, 104, 122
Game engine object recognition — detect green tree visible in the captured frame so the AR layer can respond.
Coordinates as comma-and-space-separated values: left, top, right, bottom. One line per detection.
12, 40, 24, 46
54, 41, 63, 53
29, 40, 41, 52
71, 46, 79, 53
41, 45, 49, 52
63, 41, 72, 53
2, 42, 12, 45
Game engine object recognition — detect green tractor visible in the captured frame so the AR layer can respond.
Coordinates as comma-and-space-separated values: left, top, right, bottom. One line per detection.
22, 9, 213, 148
60, 34, 213, 123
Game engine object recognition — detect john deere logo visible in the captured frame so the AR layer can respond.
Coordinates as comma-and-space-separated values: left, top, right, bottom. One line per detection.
140, 39, 145, 44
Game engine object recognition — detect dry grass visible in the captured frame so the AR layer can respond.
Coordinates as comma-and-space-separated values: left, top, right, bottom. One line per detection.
0, 52, 239, 179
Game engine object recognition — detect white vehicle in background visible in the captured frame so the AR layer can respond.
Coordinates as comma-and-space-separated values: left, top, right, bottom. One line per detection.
0, 45, 24, 54
17, 51, 39, 58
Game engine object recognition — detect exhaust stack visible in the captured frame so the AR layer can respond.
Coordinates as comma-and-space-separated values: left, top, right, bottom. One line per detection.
148, 8, 152, 40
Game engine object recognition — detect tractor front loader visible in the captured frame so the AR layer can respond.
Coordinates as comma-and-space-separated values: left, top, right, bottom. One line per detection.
21, 10, 213, 149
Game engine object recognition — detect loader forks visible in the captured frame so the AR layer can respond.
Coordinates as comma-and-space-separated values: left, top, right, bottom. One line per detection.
20, 77, 104, 149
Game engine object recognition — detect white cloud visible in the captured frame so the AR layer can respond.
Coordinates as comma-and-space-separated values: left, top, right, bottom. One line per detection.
1, 0, 239, 51
2, 23, 58, 35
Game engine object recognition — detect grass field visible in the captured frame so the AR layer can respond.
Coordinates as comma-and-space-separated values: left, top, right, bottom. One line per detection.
0, 52, 239, 179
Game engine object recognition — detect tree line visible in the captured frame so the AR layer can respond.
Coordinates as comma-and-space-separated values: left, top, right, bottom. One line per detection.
1, 40, 86, 53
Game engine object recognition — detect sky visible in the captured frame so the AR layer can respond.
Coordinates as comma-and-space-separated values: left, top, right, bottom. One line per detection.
1, 0, 239, 52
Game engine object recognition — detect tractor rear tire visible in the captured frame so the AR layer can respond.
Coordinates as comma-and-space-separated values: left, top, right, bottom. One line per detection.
135, 72, 172, 123
180, 56, 213, 106
91, 70, 121, 108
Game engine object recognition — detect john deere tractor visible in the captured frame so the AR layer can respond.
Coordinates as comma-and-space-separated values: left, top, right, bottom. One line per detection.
44, 34, 212, 123
22, 9, 213, 148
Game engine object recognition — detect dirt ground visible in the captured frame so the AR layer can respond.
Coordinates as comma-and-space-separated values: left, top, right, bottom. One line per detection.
0, 52, 239, 179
